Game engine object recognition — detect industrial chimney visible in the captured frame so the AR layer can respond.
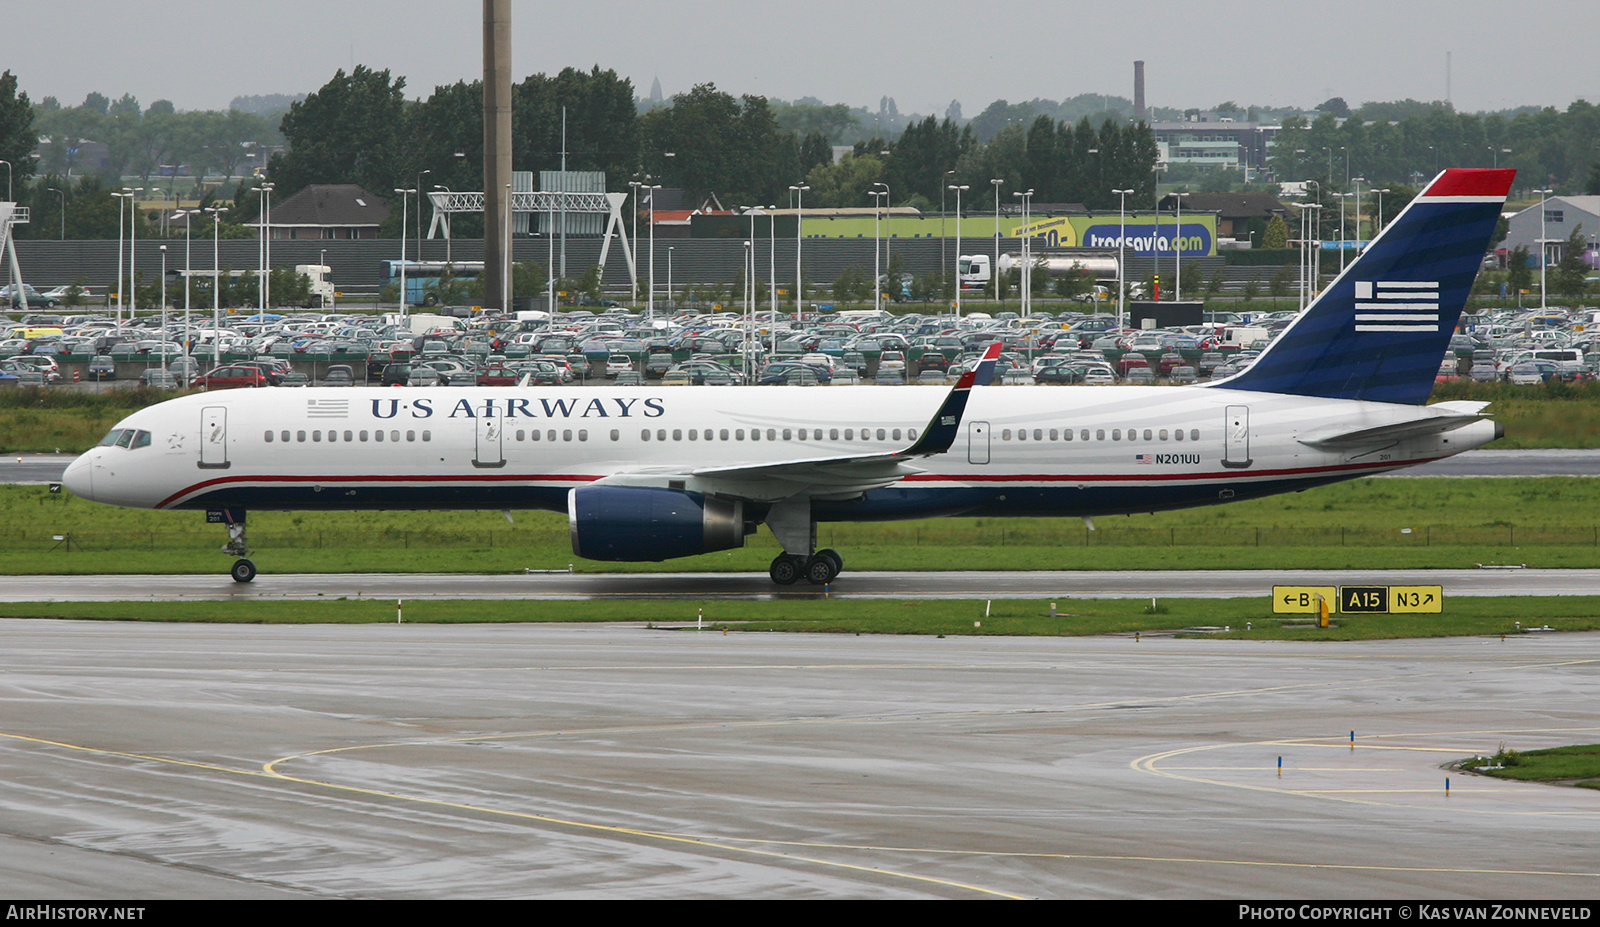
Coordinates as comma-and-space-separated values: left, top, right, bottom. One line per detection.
1134, 60, 1146, 121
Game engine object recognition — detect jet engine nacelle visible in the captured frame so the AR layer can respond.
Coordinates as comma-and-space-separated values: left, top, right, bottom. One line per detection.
568, 486, 749, 562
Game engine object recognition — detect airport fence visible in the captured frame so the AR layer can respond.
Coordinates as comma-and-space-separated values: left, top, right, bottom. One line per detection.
9, 524, 1600, 553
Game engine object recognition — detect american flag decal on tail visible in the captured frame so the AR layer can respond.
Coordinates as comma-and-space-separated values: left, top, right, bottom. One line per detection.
1354, 280, 1440, 332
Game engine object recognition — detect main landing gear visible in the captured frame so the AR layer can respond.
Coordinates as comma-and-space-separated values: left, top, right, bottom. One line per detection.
763, 498, 842, 585
768, 548, 843, 586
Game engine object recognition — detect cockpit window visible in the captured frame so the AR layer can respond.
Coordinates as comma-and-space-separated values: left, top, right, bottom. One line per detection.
100, 428, 151, 449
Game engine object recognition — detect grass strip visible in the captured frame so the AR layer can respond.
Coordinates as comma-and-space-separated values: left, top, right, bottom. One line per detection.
1, 596, 1596, 640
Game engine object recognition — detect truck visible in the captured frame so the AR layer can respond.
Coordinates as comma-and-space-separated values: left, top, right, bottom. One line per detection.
959, 251, 1122, 291
294, 265, 336, 308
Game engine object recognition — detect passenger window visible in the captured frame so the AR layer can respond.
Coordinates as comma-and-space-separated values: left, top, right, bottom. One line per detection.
657, 429, 666, 441
344, 431, 353, 442
907, 429, 916, 440
610, 429, 619, 441
1053, 429, 1063, 441
313, 430, 322, 442
1096, 429, 1105, 441
563, 429, 573, 442
1190, 429, 1200, 441
391, 430, 400, 442
517, 430, 526, 441
641, 429, 651, 441
688, 429, 698, 441
720, 429, 729, 441
829, 428, 839, 441
359, 430, 368, 442
1144, 429, 1153, 441
783, 428, 793, 440
264, 431, 274, 443
736, 429, 746, 440
297, 431, 307, 442
1174, 429, 1184, 442
283, 430, 292, 443
530, 430, 541, 441
1159, 429, 1169, 441
546, 430, 556, 442
877, 428, 887, 441
578, 430, 588, 442
406, 430, 415, 442
422, 431, 431, 442
1112, 429, 1121, 441
1002, 429, 1012, 441
673, 429, 682, 441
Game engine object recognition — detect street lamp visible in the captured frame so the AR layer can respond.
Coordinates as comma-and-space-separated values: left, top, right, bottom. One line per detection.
111, 191, 131, 324
394, 188, 416, 315
628, 177, 648, 304
645, 183, 662, 322
1371, 188, 1390, 238
867, 187, 888, 312
789, 184, 810, 322
1170, 191, 1191, 300
948, 184, 969, 317
666, 246, 674, 312
1012, 189, 1033, 317
126, 187, 144, 319
1332, 192, 1355, 272
1490, 147, 1511, 169
939, 168, 955, 280
159, 245, 168, 375
1351, 177, 1366, 247
47, 187, 64, 240
990, 179, 1004, 303
1112, 188, 1134, 329
205, 206, 228, 353
1536, 187, 1554, 312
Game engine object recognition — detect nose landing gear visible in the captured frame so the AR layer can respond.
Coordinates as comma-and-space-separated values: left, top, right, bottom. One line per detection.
212, 508, 256, 583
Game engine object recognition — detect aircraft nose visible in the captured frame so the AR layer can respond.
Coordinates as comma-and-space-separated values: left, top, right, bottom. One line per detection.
61, 452, 94, 500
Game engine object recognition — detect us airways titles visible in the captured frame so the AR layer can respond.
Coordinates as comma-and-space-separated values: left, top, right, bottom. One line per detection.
369, 396, 667, 420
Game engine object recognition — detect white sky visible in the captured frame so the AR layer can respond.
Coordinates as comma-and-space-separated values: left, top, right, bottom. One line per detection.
8, 0, 1596, 116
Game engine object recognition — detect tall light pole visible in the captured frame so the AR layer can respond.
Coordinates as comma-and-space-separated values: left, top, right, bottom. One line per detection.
646, 183, 662, 323
262, 182, 274, 311
503, 183, 512, 316
126, 186, 143, 319
1351, 177, 1365, 247
176, 209, 192, 362
627, 178, 644, 304
666, 246, 674, 312
394, 188, 415, 316
1536, 187, 1554, 313
1112, 188, 1133, 330
159, 245, 168, 375
789, 184, 809, 322
47, 187, 64, 240
874, 181, 893, 301
1013, 189, 1033, 317
205, 206, 228, 355
1372, 188, 1390, 237
1333, 192, 1354, 272
1170, 191, 1191, 300
948, 183, 968, 317
990, 179, 1005, 305
867, 187, 887, 312
112, 191, 130, 325
939, 168, 955, 280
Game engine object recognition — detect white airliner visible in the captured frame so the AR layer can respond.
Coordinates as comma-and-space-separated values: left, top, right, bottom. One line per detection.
63, 169, 1513, 585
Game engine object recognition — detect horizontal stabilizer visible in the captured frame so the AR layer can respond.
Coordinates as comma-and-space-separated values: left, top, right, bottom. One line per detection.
1297, 414, 1488, 449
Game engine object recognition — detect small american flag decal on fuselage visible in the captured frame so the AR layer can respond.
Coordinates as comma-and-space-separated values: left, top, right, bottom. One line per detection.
1353, 280, 1439, 333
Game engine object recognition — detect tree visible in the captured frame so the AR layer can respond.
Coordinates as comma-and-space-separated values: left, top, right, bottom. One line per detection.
1261, 215, 1289, 249
514, 67, 638, 190
268, 66, 407, 197
1507, 244, 1532, 297
1552, 225, 1591, 298
0, 71, 36, 188
832, 265, 868, 303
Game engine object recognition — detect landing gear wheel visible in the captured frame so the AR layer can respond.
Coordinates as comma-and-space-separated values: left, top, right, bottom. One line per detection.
230, 559, 257, 583
769, 554, 802, 585
805, 554, 839, 585
814, 548, 843, 575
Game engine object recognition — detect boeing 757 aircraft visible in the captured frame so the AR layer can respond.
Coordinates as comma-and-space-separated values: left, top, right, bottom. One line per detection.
63, 169, 1513, 585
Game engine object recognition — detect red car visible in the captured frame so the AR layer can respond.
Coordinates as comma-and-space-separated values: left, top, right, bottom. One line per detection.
193, 365, 270, 389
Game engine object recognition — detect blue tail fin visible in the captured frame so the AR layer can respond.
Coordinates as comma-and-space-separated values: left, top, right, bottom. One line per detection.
1213, 168, 1513, 405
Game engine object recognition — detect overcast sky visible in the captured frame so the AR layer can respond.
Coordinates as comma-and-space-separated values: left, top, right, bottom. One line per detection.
9, 0, 1597, 116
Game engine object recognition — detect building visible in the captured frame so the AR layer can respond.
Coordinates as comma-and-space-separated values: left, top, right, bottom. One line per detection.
1149, 116, 1280, 174
1501, 195, 1600, 267
265, 184, 390, 240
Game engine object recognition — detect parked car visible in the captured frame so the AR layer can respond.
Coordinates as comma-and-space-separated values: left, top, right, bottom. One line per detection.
321, 365, 356, 387
193, 365, 270, 389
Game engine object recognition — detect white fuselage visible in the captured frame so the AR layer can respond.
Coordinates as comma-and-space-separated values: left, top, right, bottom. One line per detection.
62, 384, 1498, 521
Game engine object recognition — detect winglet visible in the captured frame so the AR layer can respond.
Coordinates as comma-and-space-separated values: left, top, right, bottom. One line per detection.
900, 342, 1001, 457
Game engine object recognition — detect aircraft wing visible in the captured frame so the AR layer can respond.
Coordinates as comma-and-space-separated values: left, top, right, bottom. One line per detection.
596, 343, 1003, 502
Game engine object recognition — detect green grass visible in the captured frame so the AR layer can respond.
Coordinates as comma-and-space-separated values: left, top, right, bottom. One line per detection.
1461, 743, 1600, 788
9, 477, 1600, 573
0, 596, 1595, 640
